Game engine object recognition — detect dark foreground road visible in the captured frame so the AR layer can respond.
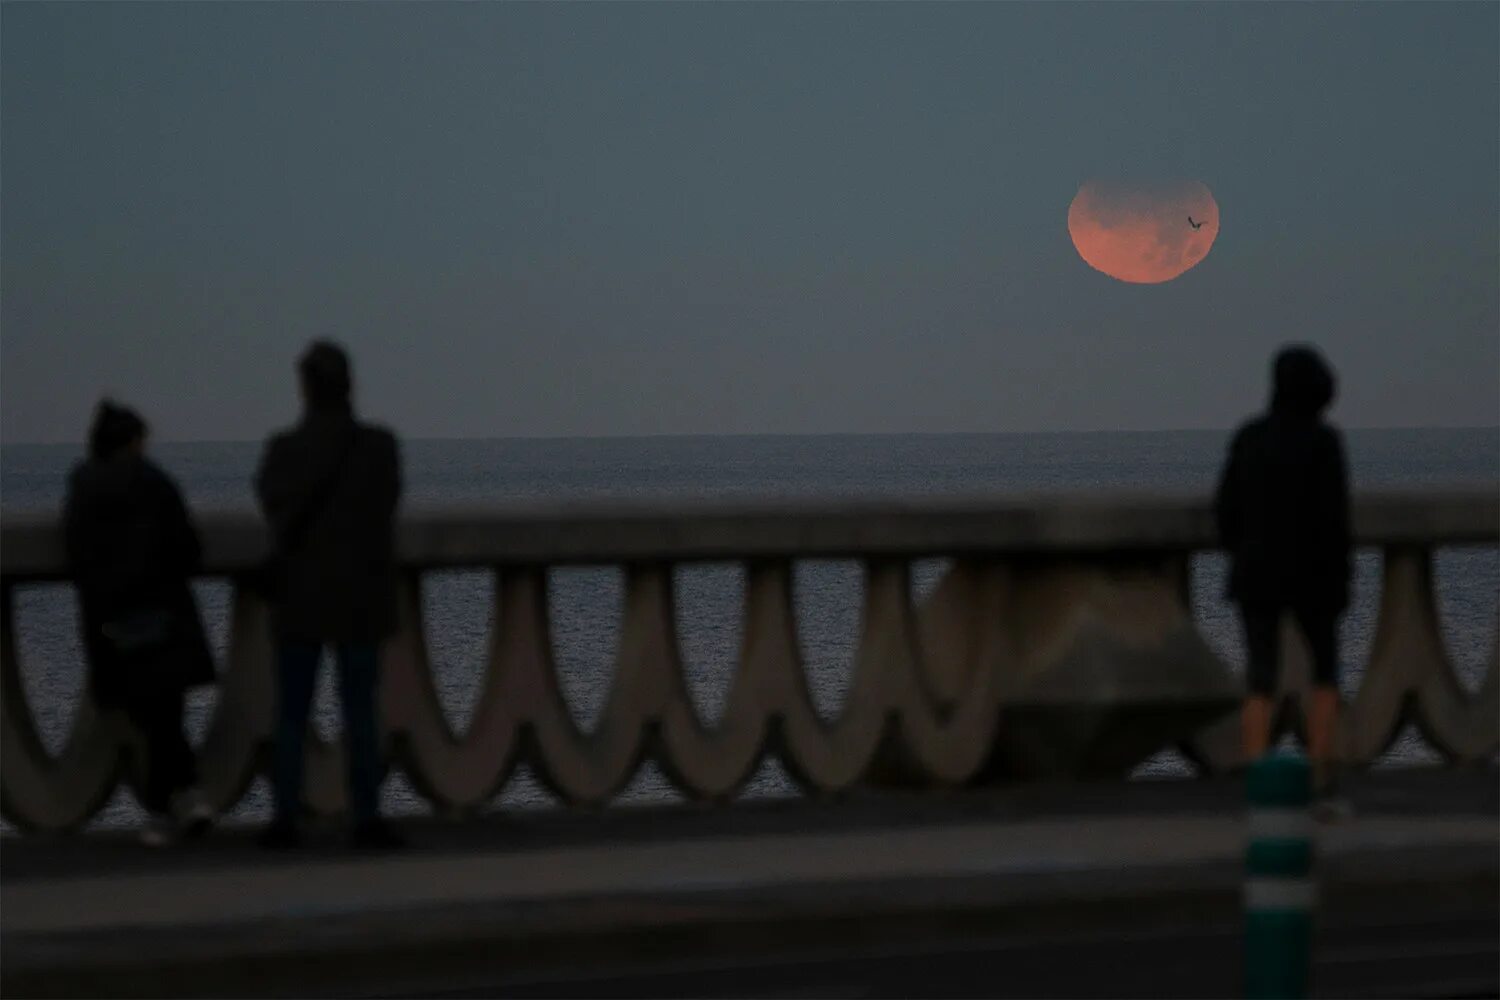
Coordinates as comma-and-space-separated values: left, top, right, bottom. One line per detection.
427, 916, 1497, 999
5, 771, 1496, 998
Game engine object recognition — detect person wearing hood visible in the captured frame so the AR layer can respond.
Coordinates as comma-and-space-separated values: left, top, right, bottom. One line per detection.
254, 341, 403, 850
63, 401, 217, 846
1214, 345, 1351, 813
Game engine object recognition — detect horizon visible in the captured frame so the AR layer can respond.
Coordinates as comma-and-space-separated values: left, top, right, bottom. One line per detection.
3, 423, 1498, 451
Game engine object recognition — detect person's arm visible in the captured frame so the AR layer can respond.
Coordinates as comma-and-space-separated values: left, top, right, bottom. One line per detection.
64, 469, 131, 604
376, 430, 401, 519
254, 435, 299, 544
1213, 429, 1244, 549
63, 470, 105, 590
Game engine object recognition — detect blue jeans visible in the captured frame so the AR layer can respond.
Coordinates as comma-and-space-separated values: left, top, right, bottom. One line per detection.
272, 641, 383, 825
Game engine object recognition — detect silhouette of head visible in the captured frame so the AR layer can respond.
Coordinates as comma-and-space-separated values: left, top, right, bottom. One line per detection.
298, 340, 353, 413
1271, 345, 1336, 418
89, 400, 147, 461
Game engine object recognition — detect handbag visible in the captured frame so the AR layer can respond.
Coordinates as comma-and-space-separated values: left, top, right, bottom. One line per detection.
248, 429, 359, 600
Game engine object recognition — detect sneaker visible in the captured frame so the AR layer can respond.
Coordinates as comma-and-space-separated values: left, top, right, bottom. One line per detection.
349, 820, 407, 851
171, 788, 214, 840
140, 816, 176, 849
257, 822, 303, 850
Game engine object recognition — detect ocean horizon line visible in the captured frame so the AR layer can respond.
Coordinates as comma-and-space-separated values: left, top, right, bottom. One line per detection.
4, 424, 1498, 450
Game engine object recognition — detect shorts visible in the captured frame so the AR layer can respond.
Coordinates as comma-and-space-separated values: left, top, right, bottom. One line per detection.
1241, 604, 1340, 696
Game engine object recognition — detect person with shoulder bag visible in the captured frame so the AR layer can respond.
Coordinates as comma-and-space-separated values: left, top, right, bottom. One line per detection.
64, 401, 217, 847
253, 341, 404, 850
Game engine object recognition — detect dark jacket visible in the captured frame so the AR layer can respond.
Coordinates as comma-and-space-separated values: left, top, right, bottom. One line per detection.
1214, 350, 1351, 611
254, 409, 401, 643
64, 454, 216, 704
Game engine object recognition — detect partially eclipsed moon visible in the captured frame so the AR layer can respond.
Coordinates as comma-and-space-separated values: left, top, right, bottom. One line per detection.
1068, 179, 1219, 284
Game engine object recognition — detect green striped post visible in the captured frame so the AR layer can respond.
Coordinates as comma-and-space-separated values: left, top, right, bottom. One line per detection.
1245, 751, 1315, 998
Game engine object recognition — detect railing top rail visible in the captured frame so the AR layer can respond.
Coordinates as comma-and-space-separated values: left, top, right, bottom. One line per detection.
2, 490, 1495, 580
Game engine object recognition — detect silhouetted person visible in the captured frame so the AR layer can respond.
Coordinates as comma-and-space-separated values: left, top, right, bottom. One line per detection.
1215, 345, 1350, 813
255, 341, 403, 849
64, 401, 216, 847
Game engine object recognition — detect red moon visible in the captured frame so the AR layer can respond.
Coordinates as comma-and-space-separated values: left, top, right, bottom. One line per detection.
1068, 180, 1219, 284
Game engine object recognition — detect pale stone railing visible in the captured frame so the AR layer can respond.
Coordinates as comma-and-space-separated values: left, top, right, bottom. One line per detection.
2, 493, 1495, 831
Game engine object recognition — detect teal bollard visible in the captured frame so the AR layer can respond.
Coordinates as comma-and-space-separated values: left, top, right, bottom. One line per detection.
1245, 751, 1314, 998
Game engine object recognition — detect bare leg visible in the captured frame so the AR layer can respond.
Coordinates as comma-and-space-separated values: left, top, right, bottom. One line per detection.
1308, 684, 1340, 793
1240, 605, 1280, 765
1242, 694, 1273, 763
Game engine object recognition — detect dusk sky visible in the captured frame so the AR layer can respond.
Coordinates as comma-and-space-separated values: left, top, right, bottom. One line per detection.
3, 2, 1496, 443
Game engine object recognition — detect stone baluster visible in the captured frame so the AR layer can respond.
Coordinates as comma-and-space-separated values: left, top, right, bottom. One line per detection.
2, 494, 1493, 831
1, 584, 131, 831
1345, 546, 1498, 765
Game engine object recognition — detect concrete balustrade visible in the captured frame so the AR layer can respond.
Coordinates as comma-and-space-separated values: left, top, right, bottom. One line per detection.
2, 492, 1495, 831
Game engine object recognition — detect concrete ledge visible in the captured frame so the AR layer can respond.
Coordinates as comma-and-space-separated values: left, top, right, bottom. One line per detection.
3, 490, 1496, 578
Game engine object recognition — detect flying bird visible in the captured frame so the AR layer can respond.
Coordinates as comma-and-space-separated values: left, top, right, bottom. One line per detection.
1188, 216, 1204, 230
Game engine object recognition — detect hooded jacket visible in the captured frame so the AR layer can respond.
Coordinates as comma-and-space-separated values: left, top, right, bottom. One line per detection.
63, 454, 216, 702
1214, 347, 1351, 610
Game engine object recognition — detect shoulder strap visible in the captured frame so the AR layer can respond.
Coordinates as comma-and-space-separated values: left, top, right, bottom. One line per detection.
280, 427, 360, 553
